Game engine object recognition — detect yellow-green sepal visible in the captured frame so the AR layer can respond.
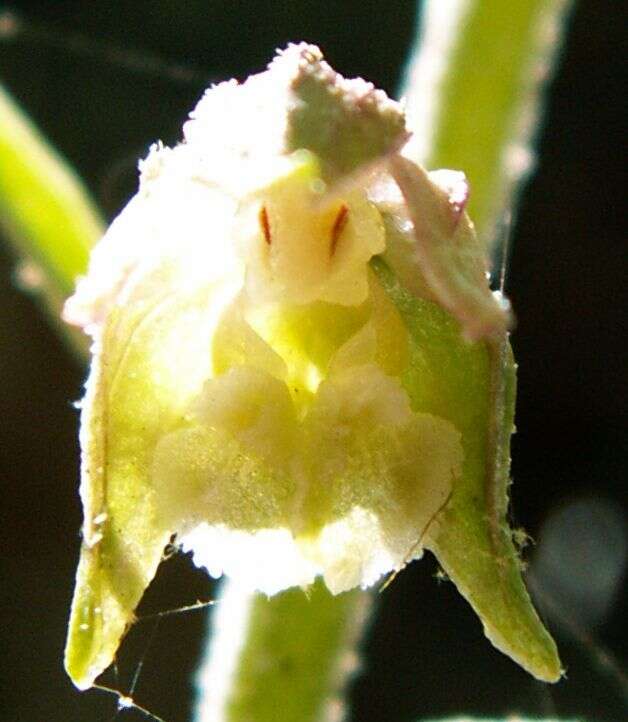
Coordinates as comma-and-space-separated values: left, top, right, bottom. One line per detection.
372, 257, 561, 682
64, 265, 240, 689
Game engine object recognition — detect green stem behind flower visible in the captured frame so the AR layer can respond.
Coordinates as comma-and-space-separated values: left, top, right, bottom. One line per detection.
195, 580, 371, 722
0, 82, 103, 357
402, 0, 574, 248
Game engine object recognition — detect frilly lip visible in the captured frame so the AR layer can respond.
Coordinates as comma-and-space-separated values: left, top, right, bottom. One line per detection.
152, 361, 462, 597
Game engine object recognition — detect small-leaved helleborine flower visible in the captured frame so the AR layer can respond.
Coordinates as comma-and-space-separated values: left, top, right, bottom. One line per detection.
63, 44, 560, 691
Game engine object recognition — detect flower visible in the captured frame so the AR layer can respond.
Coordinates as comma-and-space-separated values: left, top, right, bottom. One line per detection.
64, 44, 559, 691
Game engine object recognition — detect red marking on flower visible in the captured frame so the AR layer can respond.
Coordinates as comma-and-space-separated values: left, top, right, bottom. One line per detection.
259, 205, 272, 245
330, 204, 349, 256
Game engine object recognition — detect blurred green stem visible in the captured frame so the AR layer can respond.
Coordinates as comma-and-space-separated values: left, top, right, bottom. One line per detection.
403, 0, 574, 248
0, 82, 103, 357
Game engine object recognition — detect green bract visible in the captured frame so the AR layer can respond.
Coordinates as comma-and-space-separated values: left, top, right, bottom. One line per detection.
64, 44, 560, 691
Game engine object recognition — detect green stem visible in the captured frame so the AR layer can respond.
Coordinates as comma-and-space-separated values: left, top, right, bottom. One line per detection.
402, 0, 574, 248
194, 580, 372, 722
0, 82, 103, 357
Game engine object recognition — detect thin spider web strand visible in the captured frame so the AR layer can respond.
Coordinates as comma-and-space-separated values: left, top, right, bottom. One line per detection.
499, 209, 512, 295
88, 596, 218, 722
128, 618, 161, 700
528, 572, 628, 696
94, 683, 169, 722
134, 599, 218, 623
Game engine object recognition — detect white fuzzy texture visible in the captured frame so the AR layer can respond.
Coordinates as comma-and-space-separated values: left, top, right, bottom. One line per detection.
181, 506, 423, 597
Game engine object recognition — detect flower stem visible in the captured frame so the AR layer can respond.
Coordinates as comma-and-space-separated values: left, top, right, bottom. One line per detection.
194, 580, 372, 722
0, 82, 103, 358
402, 0, 574, 247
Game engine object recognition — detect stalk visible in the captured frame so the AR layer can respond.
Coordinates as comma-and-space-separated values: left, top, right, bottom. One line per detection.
195, 580, 372, 722
0, 82, 103, 357
402, 0, 574, 247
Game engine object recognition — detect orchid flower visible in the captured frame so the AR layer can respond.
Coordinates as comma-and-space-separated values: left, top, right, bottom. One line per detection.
63, 44, 560, 692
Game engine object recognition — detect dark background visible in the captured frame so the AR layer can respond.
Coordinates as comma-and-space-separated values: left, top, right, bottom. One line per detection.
0, 2, 625, 721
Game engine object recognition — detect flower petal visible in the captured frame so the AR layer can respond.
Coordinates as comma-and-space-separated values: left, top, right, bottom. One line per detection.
388, 154, 511, 341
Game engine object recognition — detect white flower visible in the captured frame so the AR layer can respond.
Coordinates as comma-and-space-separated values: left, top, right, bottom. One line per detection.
64, 44, 558, 692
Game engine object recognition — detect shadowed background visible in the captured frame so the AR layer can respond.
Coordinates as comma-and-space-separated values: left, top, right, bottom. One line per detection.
0, 2, 625, 721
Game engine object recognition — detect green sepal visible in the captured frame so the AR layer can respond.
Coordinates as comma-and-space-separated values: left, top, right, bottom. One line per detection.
372, 257, 561, 682
64, 265, 239, 689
